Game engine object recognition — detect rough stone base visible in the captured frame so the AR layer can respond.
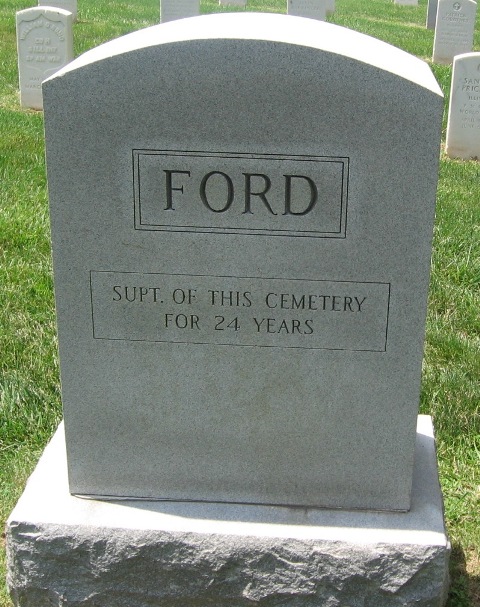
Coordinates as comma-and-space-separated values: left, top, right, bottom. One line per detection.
6, 415, 450, 607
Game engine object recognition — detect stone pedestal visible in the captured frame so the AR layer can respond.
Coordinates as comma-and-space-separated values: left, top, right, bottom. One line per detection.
6, 416, 450, 607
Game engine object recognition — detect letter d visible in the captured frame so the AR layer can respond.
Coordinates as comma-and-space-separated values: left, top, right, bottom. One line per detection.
283, 175, 318, 216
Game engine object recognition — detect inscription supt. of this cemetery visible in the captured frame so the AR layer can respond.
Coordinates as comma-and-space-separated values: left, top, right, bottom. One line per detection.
91, 272, 390, 351
91, 149, 390, 353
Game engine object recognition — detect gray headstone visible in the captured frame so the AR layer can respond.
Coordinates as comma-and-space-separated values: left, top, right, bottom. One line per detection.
160, 0, 199, 22
288, 0, 327, 19
427, 0, 439, 28
395, 0, 418, 5
43, 13, 443, 511
219, 0, 247, 5
446, 52, 480, 158
16, 7, 73, 110
38, 0, 77, 21
433, 0, 477, 64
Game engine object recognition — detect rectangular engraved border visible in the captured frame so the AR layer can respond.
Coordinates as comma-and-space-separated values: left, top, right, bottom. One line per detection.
133, 150, 349, 238
90, 271, 390, 352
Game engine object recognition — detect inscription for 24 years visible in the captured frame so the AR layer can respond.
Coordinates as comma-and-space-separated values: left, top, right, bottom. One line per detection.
91, 272, 390, 351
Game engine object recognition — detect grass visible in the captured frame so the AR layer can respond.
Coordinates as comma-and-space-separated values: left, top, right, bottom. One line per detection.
1, 0, 479, 606
425, 156, 480, 605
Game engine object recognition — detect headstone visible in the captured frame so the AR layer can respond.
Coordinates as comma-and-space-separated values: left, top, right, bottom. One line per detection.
433, 0, 477, 64
287, 0, 327, 20
160, 0, 199, 22
41, 13, 443, 513
395, 0, 418, 5
16, 7, 73, 110
446, 52, 480, 158
219, 0, 246, 5
38, 0, 77, 21
427, 0, 439, 28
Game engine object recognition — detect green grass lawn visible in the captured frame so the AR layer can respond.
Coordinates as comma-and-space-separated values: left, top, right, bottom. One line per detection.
1, 0, 479, 605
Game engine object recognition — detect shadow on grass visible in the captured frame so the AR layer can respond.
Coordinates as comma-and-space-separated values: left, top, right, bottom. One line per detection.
447, 543, 480, 607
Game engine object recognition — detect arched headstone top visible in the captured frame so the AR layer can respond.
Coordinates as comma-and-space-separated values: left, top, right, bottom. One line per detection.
46, 13, 441, 95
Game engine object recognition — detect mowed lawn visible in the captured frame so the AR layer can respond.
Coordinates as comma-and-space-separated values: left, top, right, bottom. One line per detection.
0, 0, 479, 606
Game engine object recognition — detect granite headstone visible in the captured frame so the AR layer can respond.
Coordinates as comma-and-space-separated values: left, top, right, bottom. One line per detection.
16, 7, 73, 110
446, 52, 480, 158
42, 13, 443, 512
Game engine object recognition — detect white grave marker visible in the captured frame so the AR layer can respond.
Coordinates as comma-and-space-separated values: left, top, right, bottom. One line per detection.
446, 52, 480, 158
160, 0, 200, 22
38, 0, 77, 21
219, 0, 247, 5
427, 0, 439, 28
433, 0, 477, 64
395, 0, 418, 6
16, 7, 73, 110
288, 0, 327, 20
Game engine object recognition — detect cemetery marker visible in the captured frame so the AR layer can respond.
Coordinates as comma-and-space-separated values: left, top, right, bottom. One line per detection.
433, 0, 477, 64
160, 0, 200, 22
446, 52, 480, 158
38, 0, 78, 21
6, 14, 450, 606
427, 0, 439, 28
288, 0, 327, 20
39, 12, 443, 511
16, 7, 73, 110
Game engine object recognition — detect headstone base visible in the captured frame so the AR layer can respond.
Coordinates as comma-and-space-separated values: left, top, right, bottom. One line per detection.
6, 416, 450, 607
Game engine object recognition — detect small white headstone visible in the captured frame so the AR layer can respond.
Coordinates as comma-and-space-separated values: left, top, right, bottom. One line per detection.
288, 0, 327, 20
395, 0, 418, 5
16, 7, 73, 110
433, 0, 477, 64
426, 0, 439, 28
38, 0, 77, 21
446, 52, 480, 158
160, 0, 200, 22
219, 0, 246, 5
